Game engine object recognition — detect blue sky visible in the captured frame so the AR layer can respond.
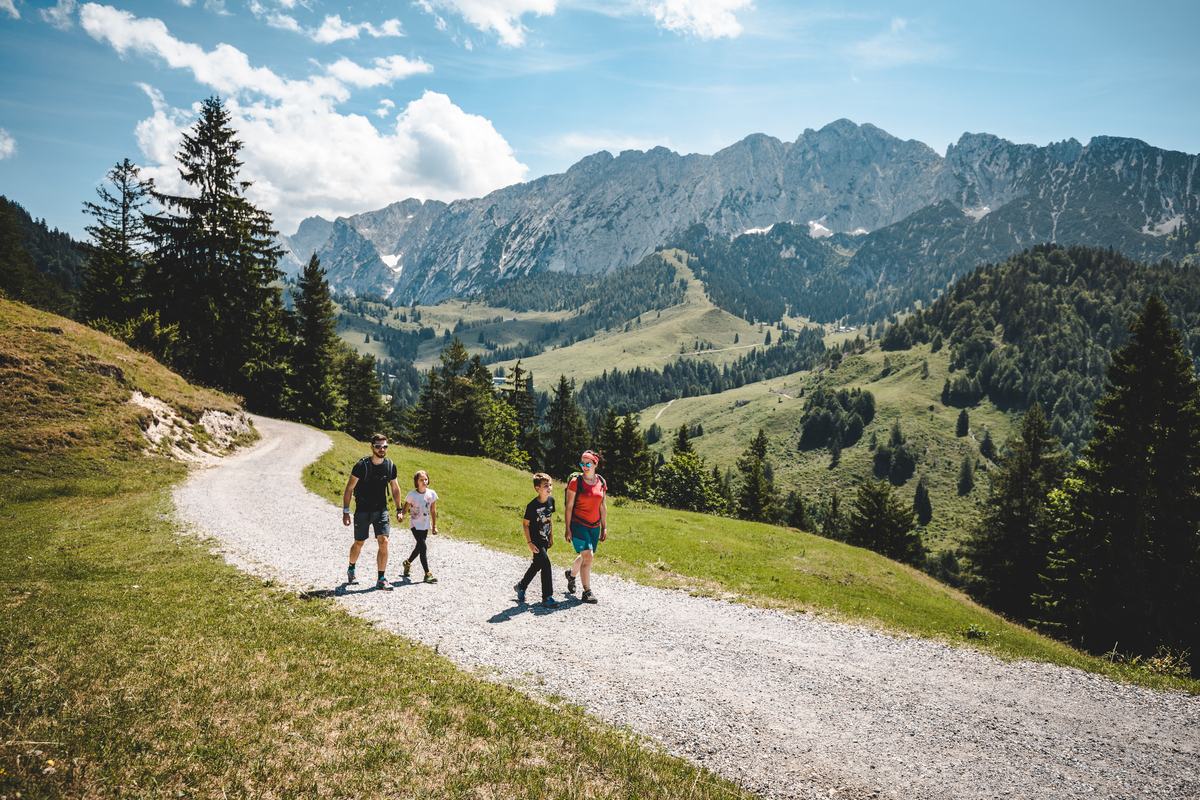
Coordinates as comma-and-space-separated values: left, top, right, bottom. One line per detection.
1, 0, 1198, 240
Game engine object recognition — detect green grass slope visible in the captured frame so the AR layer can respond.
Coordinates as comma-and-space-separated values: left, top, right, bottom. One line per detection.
303, 435, 1198, 693
641, 339, 1012, 553
0, 299, 752, 800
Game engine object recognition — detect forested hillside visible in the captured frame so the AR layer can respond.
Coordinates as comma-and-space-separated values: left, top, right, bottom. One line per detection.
880, 244, 1200, 455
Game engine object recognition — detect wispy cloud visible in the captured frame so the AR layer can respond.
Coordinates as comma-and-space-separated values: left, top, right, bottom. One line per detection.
419, 0, 557, 47
1, 0, 20, 20
248, 4, 405, 42
646, 0, 752, 40
0, 128, 16, 159
78, 3, 527, 231
373, 99, 396, 118
40, 0, 76, 29
848, 18, 947, 68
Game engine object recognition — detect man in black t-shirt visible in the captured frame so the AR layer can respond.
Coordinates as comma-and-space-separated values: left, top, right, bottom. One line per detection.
341, 433, 404, 590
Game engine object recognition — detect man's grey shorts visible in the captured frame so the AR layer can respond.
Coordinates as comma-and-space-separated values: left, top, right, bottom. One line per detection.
353, 509, 390, 541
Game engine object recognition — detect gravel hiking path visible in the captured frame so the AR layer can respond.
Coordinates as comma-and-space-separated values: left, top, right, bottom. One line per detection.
174, 417, 1200, 800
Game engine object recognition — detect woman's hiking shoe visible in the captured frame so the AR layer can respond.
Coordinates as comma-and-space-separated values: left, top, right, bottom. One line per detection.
564, 568, 576, 594
347, 566, 359, 585
402, 559, 412, 578
423, 572, 438, 584
376, 577, 394, 591
581, 589, 597, 604
514, 583, 526, 602
542, 596, 560, 608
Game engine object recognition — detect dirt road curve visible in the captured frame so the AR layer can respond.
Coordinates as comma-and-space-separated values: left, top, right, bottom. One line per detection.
174, 416, 1200, 800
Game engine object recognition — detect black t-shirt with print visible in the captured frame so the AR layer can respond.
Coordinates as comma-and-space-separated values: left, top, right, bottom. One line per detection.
524, 496, 555, 543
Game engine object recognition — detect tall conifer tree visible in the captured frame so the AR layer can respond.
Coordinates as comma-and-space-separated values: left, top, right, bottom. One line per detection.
544, 374, 589, 479
962, 403, 1066, 622
81, 158, 154, 326
144, 96, 287, 403
1041, 296, 1200, 665
292, 253, 342, 430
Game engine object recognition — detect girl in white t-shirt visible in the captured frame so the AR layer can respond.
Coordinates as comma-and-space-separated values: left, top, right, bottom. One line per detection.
402, 470, 439, 583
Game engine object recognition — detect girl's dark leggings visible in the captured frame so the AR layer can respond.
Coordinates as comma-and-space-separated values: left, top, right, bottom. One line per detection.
519, 539, 553, 598
408, 529, 429, 573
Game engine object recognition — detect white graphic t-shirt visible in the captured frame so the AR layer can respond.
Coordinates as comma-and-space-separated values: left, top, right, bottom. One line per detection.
405, 488, 438, 530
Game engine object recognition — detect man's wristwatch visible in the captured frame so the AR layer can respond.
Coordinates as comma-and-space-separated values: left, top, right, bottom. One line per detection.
343, 508, 351, 514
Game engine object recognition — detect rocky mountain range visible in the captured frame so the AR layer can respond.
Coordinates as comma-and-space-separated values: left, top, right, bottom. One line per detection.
280, 119, 1199, 307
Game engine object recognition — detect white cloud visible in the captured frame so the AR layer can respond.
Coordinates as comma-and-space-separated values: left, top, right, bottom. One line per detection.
1, 0, 20, 20
326, 55, 431, 87
373, 99, 396, 118
0, 128, 16, 159
849, 18, 946, 68
40, 0, 76, 29
646, 0, 751, 39
79, 5, 526, 232
422, 0, 556, 47
249, 6, 405, 42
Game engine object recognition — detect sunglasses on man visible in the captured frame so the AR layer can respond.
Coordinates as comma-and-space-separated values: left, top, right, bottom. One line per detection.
372, 443, 388, 450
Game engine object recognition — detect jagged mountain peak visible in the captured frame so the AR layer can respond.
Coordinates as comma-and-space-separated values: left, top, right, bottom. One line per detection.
286, 121, 1199, 304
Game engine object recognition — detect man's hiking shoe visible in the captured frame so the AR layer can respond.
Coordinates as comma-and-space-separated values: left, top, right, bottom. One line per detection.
423, 572, 438, 584
402, 559, 412, 578
376, 577, 394, 591
542, 596, 560, 608
581, 589, 597, 604
514, 583, 526, 602
347, 566, 359, 585
564, 568, 576, 594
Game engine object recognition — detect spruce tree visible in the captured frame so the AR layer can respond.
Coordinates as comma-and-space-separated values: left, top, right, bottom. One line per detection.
913, 476, 933, 527
336, 348, 386, 441
736, 429, 777, 522
961, 403, 1066, 622
821, 490, 845, 541
143, 96, 287, 404
292, 253, 342, 430
671, 423, 693, 457
956, 409, 970, 437
80, 158, 153, 326
846, 480, 922, 564
544, 374, 589, 479
1041, 296, 1200, 665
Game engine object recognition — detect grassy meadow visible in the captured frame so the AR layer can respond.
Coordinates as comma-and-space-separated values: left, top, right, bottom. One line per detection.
0, 299, 755, 800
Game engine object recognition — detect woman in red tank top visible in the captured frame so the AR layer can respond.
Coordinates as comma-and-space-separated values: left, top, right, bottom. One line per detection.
563, 450, 607, 604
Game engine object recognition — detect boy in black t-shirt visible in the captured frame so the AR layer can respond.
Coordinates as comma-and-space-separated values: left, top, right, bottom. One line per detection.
341, 433, 405, 590
514, 473, 559, 608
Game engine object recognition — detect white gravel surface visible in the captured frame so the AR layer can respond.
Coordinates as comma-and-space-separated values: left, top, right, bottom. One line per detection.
174, 416, 1200, 800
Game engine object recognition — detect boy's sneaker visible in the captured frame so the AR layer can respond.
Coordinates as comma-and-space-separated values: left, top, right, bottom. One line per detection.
402, 559, 412, 578
347, 566, 359, 585
564, 568, 576, 594
542, 596, 560, 608
581, 589, 597, 604
514, 583, 526, 602
376, 577, 394, 591
423, 572, 438, 584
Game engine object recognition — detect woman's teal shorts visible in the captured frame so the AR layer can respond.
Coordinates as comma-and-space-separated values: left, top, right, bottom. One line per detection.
569, 520, 601, 553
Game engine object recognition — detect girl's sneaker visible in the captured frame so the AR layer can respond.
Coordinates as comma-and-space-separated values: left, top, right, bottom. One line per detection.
402, 559, 412, 578
423, 572, 438, 584
541, 596, 560, 608
514, 583, 526, 602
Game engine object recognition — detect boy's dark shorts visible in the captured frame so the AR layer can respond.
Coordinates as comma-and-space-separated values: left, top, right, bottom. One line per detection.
353, 509, 390, 541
